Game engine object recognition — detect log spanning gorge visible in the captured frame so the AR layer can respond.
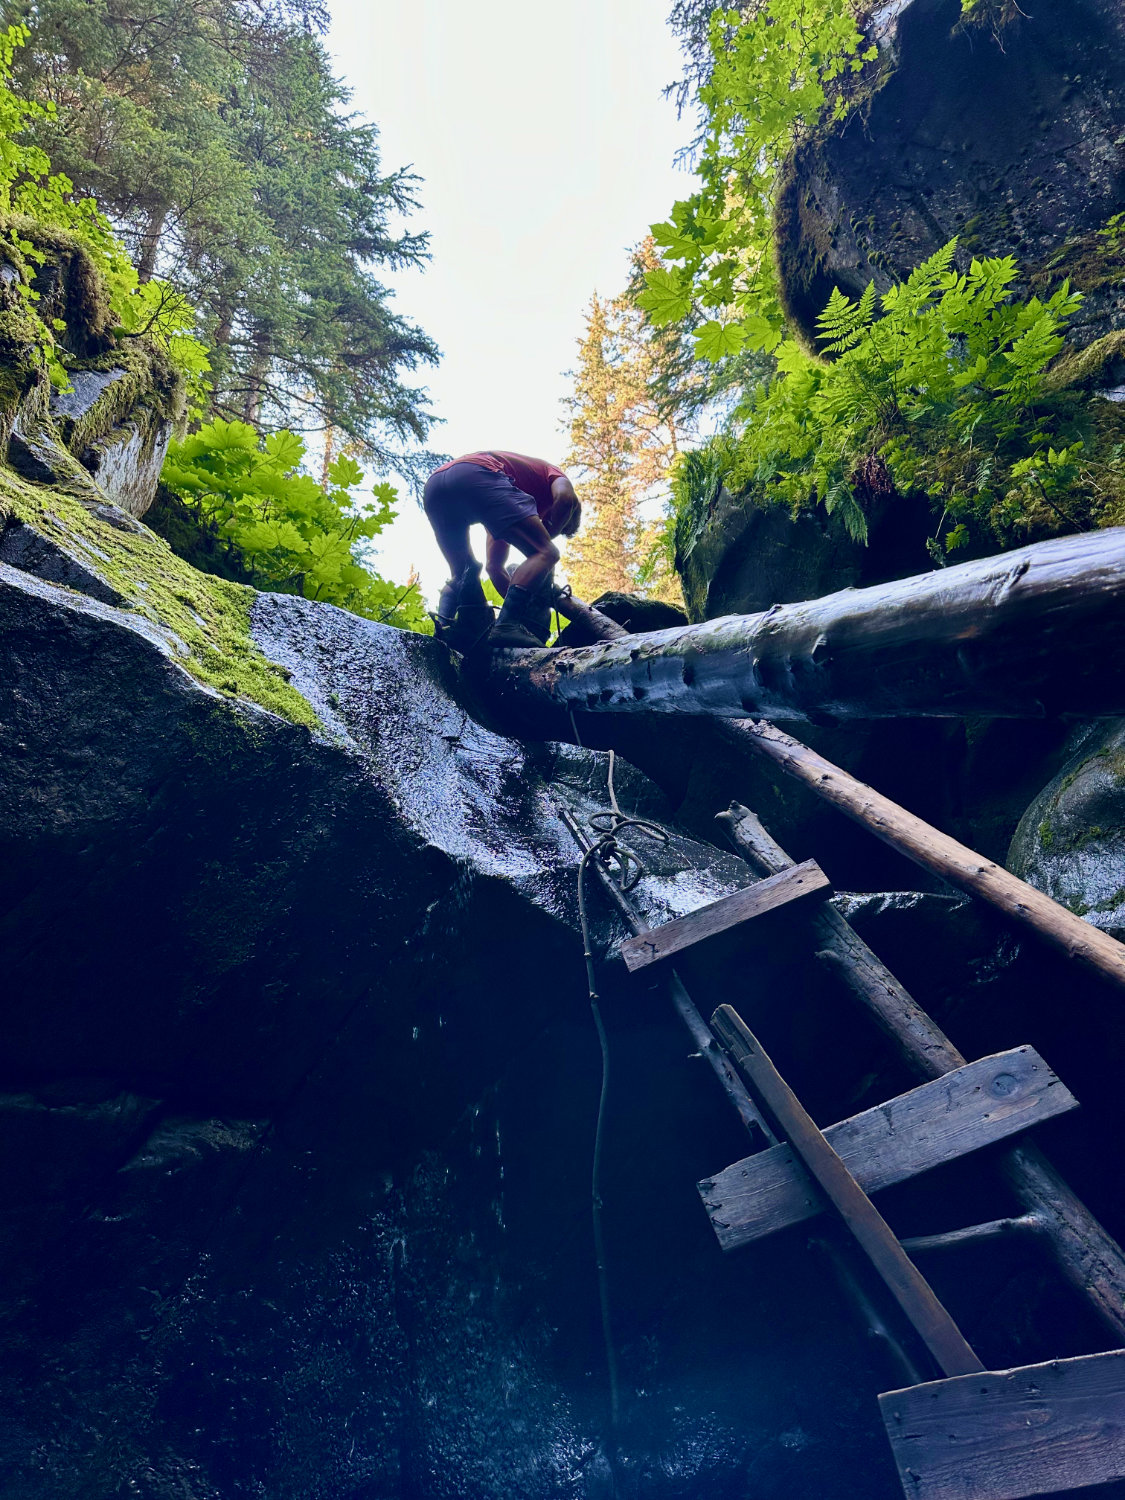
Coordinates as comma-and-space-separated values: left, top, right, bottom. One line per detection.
488, 531, 1125, 724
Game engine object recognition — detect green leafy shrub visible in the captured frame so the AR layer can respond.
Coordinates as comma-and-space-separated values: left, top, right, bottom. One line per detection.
638, 0, 876, 360
161, 419, 429, 630
678, 241, 1107, 551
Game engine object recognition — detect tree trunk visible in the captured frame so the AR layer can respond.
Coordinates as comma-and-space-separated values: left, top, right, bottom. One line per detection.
136, 204, 167, 284
242, 327, 272, 426
487, 529, 1125, 723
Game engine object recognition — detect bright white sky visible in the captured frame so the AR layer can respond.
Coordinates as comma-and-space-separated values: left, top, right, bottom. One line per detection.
325, 0, 697, 605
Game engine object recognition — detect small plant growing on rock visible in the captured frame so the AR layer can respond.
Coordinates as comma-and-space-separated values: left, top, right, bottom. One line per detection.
674, 240, 1101, 553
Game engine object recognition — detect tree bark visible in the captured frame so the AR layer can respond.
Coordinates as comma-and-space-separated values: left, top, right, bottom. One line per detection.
488, 529, 1125, 722
726, 722, 1125, 992
136, 204, 167, 284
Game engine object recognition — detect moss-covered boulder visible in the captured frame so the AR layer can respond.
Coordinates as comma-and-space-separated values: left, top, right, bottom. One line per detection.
777, 0, 1125, 351
48, 344, 184, 517
1008, 721, 1125, 939
0, 221, 183, 518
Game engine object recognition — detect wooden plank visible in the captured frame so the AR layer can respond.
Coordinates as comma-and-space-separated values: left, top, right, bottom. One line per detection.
556, 805, 777, 1146
711, 1004, 983, 1378
878, 1349, 1125, 1500
618, 859, 829, 972
700, 1045, 1077, 1252
718, 801, 1125, 1345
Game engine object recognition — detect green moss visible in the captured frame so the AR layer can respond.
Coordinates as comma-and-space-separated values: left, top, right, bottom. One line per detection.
1092, 885, 1125, 915
55, 339, 184, 456
1041, 329, 1125, 395
3, 214, 115, 346
1029, 227, 1125, 303
1038, 820, 1054, 851
0, 464, 319, 729
955, 0, 1024, 33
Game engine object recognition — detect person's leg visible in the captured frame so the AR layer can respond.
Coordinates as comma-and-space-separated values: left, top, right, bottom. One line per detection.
496, 515, 560, 593
488, 516, 562, 646
423, 470, 487, 620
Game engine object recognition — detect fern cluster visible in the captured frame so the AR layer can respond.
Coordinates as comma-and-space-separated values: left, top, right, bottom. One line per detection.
685, 240, 1103, 551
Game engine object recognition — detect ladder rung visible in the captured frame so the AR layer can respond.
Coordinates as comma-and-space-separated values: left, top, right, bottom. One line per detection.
700, 1046, 1075, 1251
879, 1349, 1125, 1500
900, 1216, 1042, 1254
617, 859, 829, 972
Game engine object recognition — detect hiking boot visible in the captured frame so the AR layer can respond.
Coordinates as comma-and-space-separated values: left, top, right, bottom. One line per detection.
488, 584, 548, 649
435, 561, 487, 631
445, 603, 495, 654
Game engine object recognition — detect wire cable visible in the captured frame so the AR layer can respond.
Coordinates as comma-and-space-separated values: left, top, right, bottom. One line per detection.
573, 757, 668, 1448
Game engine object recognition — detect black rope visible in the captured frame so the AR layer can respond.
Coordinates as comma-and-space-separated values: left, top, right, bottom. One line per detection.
574, 750, 668, 1446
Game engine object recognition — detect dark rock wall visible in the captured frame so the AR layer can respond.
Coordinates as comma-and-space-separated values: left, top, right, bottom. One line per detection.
776, 0, 1125, 347
0, 548, 911, 1498
4, 480, 1125, 1497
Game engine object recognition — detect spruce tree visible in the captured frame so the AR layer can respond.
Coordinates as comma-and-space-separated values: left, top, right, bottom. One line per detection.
9, 0, 437, 467
563, 241, 701, 604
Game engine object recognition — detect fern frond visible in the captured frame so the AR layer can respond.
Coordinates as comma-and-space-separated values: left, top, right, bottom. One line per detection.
817, 280, 876, 353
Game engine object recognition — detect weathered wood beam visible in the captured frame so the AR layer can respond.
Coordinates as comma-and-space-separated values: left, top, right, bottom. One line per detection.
700, 1046, 1075, 1252
555, 805, 777, 1147
617, 859, 829, 971
727, 722, 1125, 992
718, 803, 1125, 1342
490, 530, 1125, 722
879, 1350, 1125, 1500
899, 1217, 1042, 1255
711, 1003, 984, 1377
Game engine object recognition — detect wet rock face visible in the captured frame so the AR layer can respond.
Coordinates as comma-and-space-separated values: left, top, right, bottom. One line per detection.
0, 545, 907, 1499
50, 367, 176, 519
777, 0, 1125, 346
1009, 720, 1125, 939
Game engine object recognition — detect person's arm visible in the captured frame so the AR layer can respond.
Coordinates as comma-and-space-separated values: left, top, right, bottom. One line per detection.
485, 532, 512, 597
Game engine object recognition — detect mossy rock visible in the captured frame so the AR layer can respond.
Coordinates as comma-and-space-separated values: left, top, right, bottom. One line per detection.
48, 342, 185, 517
676, 483, 933, 622
5, 214, 116, 357
1009, 720, 1125, 939
0, 457, 317, 727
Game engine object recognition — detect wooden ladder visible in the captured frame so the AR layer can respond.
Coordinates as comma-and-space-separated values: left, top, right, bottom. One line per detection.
563, 799, 1125, 1500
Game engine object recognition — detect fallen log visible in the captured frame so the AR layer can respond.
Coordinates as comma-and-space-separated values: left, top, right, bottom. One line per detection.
488, 529, 1125, 722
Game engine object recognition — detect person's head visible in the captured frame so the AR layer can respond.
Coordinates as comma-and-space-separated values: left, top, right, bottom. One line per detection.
544, 482, 582, 538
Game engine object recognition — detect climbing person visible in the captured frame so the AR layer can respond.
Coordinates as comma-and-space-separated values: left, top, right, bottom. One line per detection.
423, 449, 582, 649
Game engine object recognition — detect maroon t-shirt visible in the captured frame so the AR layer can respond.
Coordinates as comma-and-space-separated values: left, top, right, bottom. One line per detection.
436, 450, 565, 517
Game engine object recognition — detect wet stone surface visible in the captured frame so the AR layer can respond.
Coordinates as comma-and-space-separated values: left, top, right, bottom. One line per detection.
4, 515, 1125, 1498
0, 565, 905, 1499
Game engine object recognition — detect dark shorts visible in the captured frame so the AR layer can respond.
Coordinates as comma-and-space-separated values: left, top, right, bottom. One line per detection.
423, 461, 538, 540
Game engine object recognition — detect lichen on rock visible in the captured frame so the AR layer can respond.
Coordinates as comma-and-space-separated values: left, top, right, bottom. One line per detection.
1009, 720, 1125, 939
